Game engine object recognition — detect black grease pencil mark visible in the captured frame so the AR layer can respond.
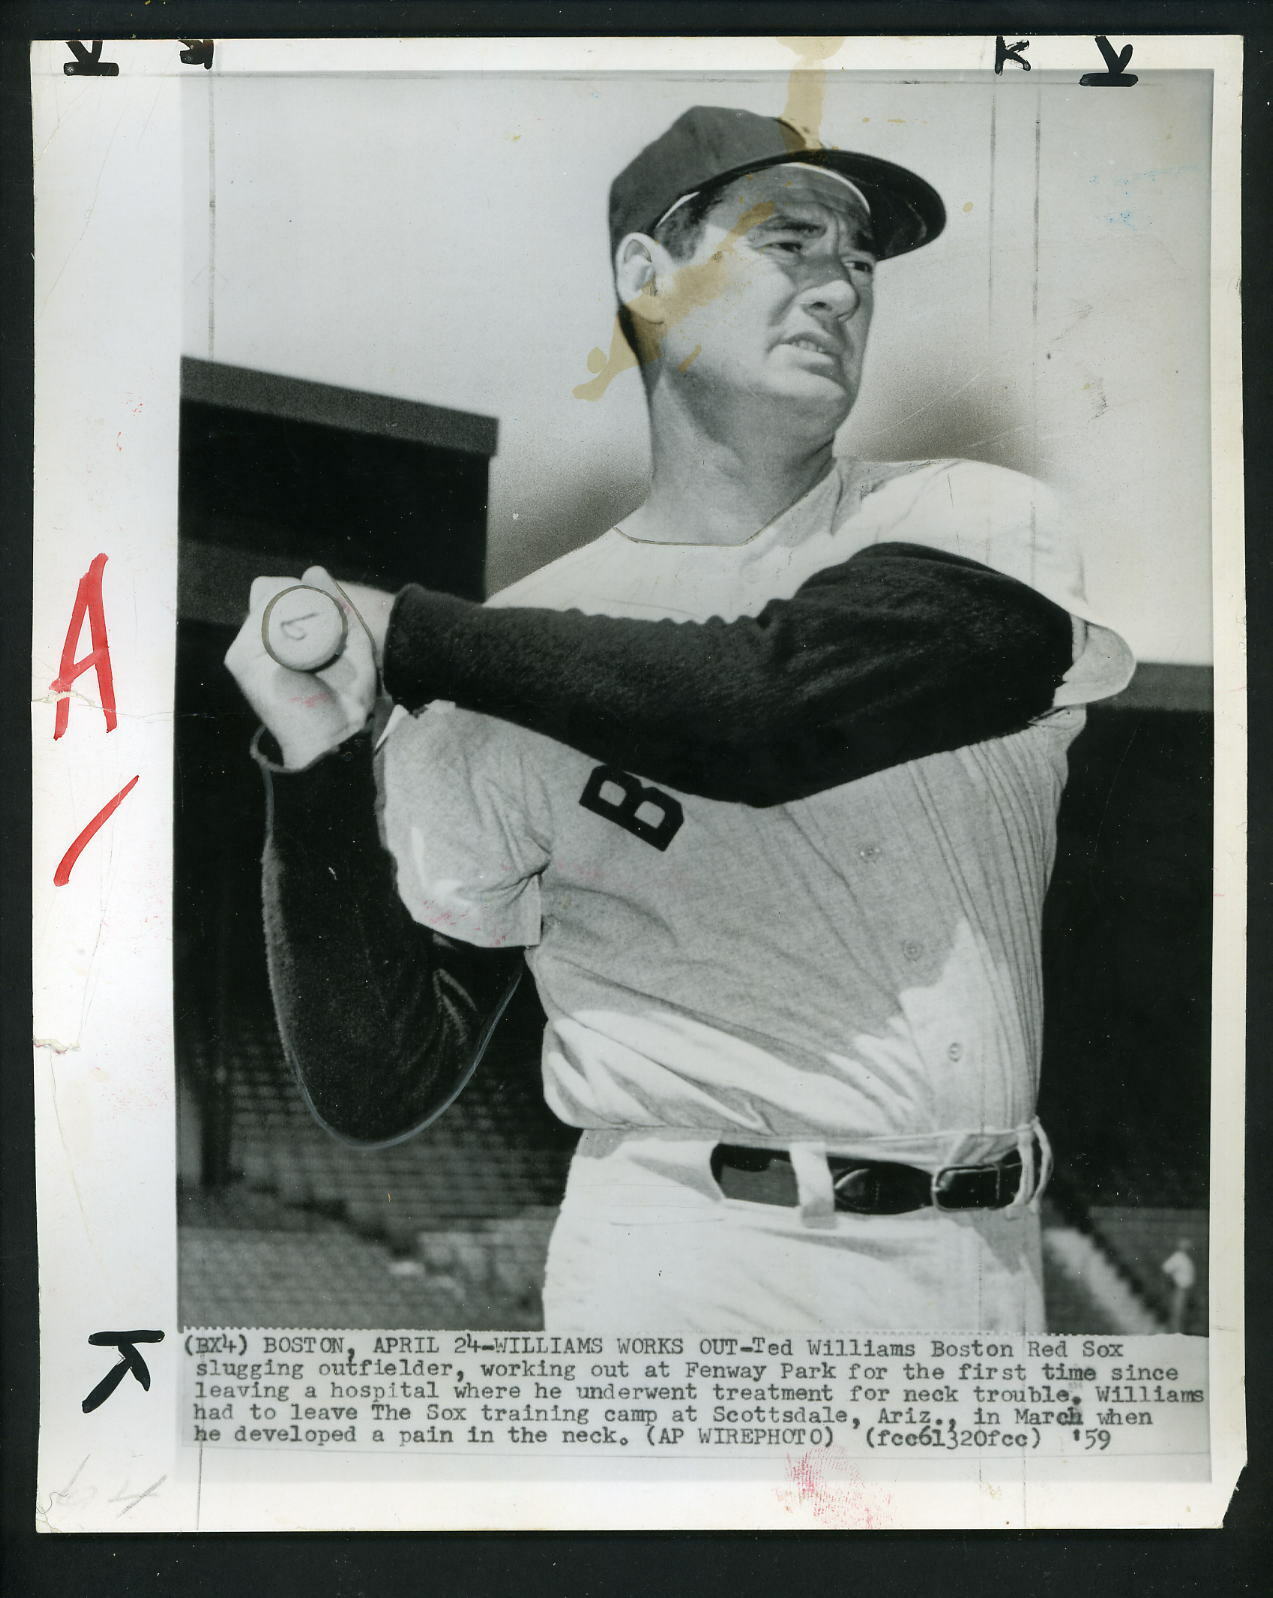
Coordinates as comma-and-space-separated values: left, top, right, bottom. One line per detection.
82, 1330, 164, 1413
995, 38, 1031, 75
64, 41, 118, 77
1081, 38, 1138, 87
180, 40, 215, 70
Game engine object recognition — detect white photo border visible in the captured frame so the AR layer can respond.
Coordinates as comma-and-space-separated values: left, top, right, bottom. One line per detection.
30, 33, 1244, 1532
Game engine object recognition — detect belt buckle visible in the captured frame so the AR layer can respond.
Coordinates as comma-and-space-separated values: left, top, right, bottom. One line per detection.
931, 1163, 976, 1211
932, 1153, 1023, 1211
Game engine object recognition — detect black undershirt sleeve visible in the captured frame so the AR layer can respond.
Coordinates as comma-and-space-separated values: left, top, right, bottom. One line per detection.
382, 540, 1075, 806
258, 726, 522, 1145
257, 540, 1072, 1145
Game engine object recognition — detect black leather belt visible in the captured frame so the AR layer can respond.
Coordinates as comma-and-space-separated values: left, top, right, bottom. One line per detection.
710, 1143, 1027, 1215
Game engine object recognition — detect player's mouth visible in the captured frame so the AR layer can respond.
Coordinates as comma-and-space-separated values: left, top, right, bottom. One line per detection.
780, 333, 843, 362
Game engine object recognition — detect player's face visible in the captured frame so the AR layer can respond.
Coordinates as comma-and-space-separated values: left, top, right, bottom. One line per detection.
657, 166, 877, 429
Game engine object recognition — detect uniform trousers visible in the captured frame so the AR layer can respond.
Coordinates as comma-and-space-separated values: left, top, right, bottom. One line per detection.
542, 1127, 1048, 1333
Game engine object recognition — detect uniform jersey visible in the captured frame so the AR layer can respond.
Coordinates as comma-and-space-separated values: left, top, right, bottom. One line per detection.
381, 456, 1134, 1174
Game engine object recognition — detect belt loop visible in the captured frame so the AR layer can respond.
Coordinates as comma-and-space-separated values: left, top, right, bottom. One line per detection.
789, 1142, 837, 1229
1005, 1127, 1036, 1216
1031, 1118, 1054, 1206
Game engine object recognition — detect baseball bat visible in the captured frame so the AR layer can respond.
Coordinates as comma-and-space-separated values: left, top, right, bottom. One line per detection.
261, 584, 350, 672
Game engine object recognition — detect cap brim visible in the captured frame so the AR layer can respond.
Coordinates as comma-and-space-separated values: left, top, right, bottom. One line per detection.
696, 148, 946, 260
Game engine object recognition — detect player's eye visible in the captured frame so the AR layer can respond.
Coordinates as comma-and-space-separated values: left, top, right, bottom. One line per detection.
845, 257, 876, 277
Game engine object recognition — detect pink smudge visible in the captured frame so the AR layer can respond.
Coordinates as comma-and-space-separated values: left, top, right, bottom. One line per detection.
776, 1448, 894, 1529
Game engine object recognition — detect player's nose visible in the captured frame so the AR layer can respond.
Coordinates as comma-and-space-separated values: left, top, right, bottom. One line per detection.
798, 263, 862, 322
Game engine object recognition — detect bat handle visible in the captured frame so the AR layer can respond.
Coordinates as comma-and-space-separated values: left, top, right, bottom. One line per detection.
261, 584, 350, 672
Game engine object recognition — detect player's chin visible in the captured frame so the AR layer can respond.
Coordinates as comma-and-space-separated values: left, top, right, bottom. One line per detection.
764, 369, 856, 422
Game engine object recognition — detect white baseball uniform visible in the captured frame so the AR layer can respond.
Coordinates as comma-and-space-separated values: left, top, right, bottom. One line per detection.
380, 456, 1134, 1331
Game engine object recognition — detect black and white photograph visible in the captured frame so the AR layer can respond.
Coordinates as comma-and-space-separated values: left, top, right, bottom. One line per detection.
176, 56, 1214, 1336
29, 33, 1244, 1530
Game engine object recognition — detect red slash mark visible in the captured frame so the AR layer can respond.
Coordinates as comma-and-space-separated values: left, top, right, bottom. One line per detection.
54, 775, 139, 886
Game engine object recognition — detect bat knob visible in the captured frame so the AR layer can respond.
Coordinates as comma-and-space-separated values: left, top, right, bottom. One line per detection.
261, 584, 349, 671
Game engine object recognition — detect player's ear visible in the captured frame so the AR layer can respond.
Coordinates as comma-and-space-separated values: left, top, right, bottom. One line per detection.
615, 233, 669, 327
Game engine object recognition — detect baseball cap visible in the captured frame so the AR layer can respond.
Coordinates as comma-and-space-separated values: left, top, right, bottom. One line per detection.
608, 105, 946, 260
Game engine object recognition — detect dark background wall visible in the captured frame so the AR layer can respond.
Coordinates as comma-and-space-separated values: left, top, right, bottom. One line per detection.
1040, 694, 1212, 1210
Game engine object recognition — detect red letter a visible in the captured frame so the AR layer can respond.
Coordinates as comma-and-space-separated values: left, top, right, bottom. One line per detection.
50, 553, 117, 739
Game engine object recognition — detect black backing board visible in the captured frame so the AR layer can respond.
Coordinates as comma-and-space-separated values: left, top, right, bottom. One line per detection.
3, 3, 1268, 1594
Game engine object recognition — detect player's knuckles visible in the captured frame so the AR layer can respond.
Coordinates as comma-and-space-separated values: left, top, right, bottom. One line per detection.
224, 601, 287, 670
249, 574, 300, 611
339, 626, 375, 667
300, 565, 342, 602
223, 618, 262, 676
317, 652, 374, 701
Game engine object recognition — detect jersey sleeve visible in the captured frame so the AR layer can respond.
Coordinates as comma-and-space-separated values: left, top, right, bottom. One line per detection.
380, 701, 550, 948
918, 460, 1136, 709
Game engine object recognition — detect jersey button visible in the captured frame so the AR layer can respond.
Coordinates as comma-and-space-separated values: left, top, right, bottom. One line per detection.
947, 1042, 964, 1062
902, 939, 924, 962
858, 844, 882, 862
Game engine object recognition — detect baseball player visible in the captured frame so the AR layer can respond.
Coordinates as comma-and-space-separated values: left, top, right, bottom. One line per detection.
228, 107, 1134, 1331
